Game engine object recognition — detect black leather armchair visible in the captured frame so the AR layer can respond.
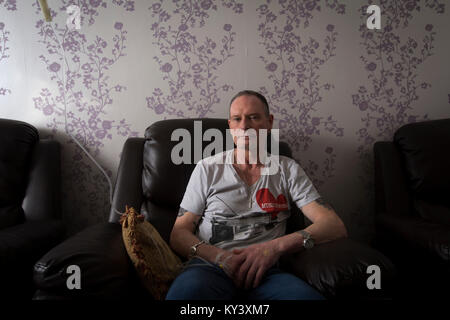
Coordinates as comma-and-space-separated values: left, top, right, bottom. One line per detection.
33, 118, 395, 300
0, 118, 65, 300
374, 118, 450, 299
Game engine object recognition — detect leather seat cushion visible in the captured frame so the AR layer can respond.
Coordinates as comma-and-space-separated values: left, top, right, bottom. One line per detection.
376, 213, 450, 261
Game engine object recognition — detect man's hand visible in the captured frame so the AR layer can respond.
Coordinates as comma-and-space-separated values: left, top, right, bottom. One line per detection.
232, 241, 281, 289
215, 250, 245, 284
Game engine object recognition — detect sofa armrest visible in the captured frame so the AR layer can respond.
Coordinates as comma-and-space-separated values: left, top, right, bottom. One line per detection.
0, 220, 65, 299
109, 138, 146, 223
22, 139, 61, 221
0, 220, 64, 269
33, 222, 147, 299
281, 238, 396, 299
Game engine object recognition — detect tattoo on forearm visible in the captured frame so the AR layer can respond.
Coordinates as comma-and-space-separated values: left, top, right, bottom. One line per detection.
316, 197, 334, 211
178, 207, 201, 232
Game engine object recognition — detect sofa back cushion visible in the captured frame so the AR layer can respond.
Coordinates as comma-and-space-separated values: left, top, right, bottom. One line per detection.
0, 119, 39, 229
142, 118, 231, 209
394, 118, 450, 204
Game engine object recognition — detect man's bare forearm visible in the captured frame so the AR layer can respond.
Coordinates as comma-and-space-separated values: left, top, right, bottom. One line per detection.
274, 218, 346, 255
273, 200, 348, 255
170, 228, 223, 263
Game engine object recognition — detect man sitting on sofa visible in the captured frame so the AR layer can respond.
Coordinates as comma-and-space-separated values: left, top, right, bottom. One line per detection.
167, 90, 348, 300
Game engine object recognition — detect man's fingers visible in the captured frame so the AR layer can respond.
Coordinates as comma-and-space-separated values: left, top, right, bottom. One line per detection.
245, 264, 258, 290
236, 259, 251, 288
253, 267, 265, 289
229, 251, 246, 270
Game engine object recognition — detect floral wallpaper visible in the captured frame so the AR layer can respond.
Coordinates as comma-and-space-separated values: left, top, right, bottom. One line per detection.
256, 0, 345, 189
146, 0, 243, 118
0, 0, 15, 96
29, 0, 138, 233
0, 0, 449, 240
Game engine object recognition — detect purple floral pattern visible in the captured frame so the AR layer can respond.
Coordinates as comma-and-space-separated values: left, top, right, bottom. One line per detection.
354, 0, 445, 174
146, 0, 243, 118
0, 21, 11, 96
0, 0, 16, 11
257, 0, 345, 188
350, 0, 445, 241
32, 1, 137, 233
58, 0, 135, 26
0, 0, 16, 96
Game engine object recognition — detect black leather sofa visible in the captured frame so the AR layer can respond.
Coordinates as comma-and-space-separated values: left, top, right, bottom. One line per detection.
0, 118, 65, 300
374, 118, 450, 299
33, 118, 395, 300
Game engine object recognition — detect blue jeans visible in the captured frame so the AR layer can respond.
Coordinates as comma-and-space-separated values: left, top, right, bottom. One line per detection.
165, 258, 325, 300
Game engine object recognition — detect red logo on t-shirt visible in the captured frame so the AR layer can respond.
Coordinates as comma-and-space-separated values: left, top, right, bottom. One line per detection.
256, 188, 288, 219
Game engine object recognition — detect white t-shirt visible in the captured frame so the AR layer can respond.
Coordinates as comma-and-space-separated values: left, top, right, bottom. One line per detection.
179, 149, 320, 250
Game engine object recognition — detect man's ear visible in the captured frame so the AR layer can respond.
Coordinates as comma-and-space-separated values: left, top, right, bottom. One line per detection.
268, 114, 274, 129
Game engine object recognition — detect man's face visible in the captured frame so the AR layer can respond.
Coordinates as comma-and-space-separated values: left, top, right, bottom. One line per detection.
228, 95, 274, 148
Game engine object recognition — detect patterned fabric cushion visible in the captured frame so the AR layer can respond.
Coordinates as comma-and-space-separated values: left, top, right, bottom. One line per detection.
120, 206, 182, 300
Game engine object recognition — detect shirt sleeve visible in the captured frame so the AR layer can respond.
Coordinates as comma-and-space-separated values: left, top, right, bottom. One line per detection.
179, 161, 209, 216
286, 159, 321, 209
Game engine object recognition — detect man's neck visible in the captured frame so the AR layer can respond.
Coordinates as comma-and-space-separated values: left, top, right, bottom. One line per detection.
233, 148, 264, 170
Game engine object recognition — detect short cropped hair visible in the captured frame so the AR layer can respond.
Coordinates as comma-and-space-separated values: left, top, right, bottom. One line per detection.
229, 90, 270, 117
